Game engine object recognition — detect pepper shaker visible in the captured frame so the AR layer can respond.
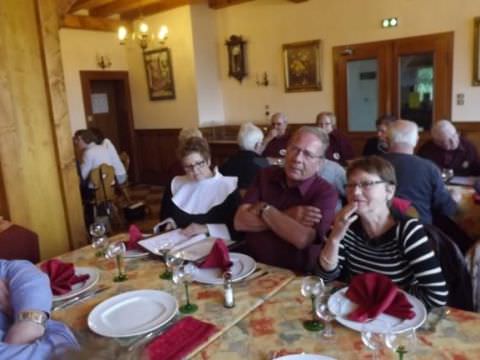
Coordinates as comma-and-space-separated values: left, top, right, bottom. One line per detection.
223, 272, 235, 308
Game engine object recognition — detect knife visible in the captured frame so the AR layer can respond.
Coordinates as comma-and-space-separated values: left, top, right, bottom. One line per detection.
52, 286, 109, 311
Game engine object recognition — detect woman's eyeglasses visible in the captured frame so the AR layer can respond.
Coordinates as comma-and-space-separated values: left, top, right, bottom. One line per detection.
183, 160, 207, 172
344, 180, 386, 191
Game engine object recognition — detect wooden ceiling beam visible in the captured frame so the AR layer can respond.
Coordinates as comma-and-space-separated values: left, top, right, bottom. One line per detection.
121, 0, 193, 20
208, 0, 254, 9
61, 14, 129, 32
89, 0, 169, 17
69, 0, 116, 13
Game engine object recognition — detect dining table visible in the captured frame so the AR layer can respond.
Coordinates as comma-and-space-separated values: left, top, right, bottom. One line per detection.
49, 239, 295, 358
195, 277, 480, 359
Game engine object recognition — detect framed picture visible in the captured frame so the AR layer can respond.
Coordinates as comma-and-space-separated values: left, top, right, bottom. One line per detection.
282, 40, 322, 92
474, 17, 480, 86
143, 48, 175, 100
225, 35, 247, 82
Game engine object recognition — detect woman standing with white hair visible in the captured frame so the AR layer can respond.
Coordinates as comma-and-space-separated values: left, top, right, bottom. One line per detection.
220, 123, 269, 189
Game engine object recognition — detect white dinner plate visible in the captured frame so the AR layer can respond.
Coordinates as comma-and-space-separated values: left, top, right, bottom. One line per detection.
191, 253, 256, 285
328, 287, 427, 334
52, 267, 100, 302
274, 354, 335, 360
88, 289, 178, 338
124, 249, 149, 259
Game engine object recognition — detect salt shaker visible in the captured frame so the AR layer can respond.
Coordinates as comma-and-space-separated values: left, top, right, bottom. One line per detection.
223, 272, 235, 308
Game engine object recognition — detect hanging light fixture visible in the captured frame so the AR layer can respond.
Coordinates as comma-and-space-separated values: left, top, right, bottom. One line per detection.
117, 18, 168, 50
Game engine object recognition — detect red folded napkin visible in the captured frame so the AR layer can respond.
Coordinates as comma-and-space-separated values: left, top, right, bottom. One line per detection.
126, 224, 143, 250
198, 239, 232, 272
346, 273, 415, 322
146, 316, 217, 360
40, 259, 90, 295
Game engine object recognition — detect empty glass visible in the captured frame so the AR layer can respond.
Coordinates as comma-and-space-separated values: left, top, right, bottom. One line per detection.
172, 263, 198, 314
315, 294, 336, 339
105, 242, 127, 282
441, 168, 454, 182
89, 222, 107, 257
300, 276, 325, 331
361, 328, 384, 360
165, 250, 184, 281
384, 328, 417, 360
89, 222, 107, 238
157, 241, 173, 280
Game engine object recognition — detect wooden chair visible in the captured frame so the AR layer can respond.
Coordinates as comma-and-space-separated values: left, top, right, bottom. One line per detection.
118, 151, 131, 203
89, 164, 119, 228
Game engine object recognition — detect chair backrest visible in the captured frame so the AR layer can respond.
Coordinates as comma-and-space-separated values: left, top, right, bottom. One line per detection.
432, 212, 474, 255
466, 240, 480, 312
0, 224, 40, 263
424, 223, 474, 311
90, 164, 116, 204
119, 151, 130, 172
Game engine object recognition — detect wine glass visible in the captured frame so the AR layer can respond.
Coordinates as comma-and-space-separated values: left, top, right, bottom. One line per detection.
165, 250, 184, 279
157, 241, 173, 280
315, 293, 336, 339
105, 241, 128, 282
300, 276, 325, 331
441, 168, 454, 183
89, 222, 107, 238
361, 327, 384, 360
172, 263, 198, 314
384, 328, 417, 360
91, 235, 109, 257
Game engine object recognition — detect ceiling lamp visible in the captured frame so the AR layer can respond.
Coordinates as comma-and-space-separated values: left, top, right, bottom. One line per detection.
118, 19, 168, 50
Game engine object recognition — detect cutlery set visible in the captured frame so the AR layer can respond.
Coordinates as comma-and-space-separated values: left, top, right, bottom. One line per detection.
52, 286, 109, 311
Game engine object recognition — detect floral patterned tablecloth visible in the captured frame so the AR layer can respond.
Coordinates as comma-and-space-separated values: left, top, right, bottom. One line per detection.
49, 243, 295, 358
195, 278, 480, 360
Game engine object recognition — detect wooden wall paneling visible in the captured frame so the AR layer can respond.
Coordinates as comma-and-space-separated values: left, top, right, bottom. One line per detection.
0, 164, 8, 219
0, 0, 74, 259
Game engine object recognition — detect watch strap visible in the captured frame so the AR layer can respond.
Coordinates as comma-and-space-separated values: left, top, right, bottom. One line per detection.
17, 310, 48, 327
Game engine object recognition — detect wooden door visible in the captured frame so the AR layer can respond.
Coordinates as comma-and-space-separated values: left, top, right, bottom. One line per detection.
333, 32, 453, 155
80, 71, 137, 181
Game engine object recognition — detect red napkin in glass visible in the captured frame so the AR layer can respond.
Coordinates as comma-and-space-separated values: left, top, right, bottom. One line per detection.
40, 259, 90, 295
198, 239, 232, 272
146, 316, 217, 360
346, 273, 415, 322
126, 224, 143, 250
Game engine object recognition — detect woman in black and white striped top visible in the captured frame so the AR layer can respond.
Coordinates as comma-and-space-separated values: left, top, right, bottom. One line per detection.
316, 156, 448, 309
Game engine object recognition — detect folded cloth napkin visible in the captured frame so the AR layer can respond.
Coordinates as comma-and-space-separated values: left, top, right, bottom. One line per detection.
345, 273, 415, 322
40, 259, 90, 295
126, 224, 143, 250
146, 316, 217, 360
198, 239, 232, 271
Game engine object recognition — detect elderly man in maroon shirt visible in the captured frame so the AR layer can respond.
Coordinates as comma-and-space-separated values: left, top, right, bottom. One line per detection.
418, 120, 480, 176
234, 126, 338, 273
261, 112, 290, 158
316, 111, 354, 166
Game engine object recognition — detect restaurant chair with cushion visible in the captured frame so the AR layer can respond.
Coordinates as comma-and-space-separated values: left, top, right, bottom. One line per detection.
0, 223, 40, 263
424, 223, 474, 311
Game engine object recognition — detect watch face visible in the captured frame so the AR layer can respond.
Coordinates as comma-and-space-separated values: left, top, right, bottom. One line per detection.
18, 311, 48, 326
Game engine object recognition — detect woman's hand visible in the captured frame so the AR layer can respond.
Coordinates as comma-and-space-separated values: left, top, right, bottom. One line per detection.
328, 203, 358, 244
180, 223, 208, 237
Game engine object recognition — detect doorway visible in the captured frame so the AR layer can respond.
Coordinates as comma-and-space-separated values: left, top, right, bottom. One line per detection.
80, 71, 137, 181
333, 32, 453, 151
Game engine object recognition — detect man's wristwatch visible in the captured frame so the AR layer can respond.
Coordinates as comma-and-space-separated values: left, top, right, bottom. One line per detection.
259, 203, 272, 217
17, 310, 48, 328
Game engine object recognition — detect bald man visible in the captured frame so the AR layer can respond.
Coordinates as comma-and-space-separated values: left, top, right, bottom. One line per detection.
261, 113, 290, 158
418, 120, 480, 176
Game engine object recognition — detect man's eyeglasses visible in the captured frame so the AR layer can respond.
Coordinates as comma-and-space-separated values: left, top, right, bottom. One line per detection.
344, 180, 386, 191
183, 160, 207, 172
287, 145, 323, 161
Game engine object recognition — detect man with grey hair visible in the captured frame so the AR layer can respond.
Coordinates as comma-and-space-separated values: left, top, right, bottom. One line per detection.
235, 126, 338, 272
383, 119, 457, 224
261, 112, 290, 157
220, 123, 269, 189
418, 120, 480, 176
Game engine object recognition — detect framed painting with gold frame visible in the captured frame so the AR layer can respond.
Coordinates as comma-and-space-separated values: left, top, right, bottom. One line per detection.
143, 47, 175, 100
473, 17, 480, 86
282, 40, 322, 92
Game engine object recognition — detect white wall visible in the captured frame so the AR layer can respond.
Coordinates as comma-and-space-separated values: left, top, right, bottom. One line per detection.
127, 6, 199, 129
59, 29, 128, 132
214, 0, 480, 124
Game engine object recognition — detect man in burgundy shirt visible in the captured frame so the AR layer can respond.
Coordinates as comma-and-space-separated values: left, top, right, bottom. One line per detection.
418, 120, 480, 176
316, 111, 354, 166
234, 126, 338, 273
261, 113, 291, 158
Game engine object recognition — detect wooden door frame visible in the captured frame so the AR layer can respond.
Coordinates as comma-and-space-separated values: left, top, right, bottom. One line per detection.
80, 70, 138, 182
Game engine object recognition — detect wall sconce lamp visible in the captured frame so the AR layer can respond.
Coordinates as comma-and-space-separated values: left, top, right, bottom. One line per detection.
381, 17, 399, 28
256, 72, 269, 87
96, 54, 112, 69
